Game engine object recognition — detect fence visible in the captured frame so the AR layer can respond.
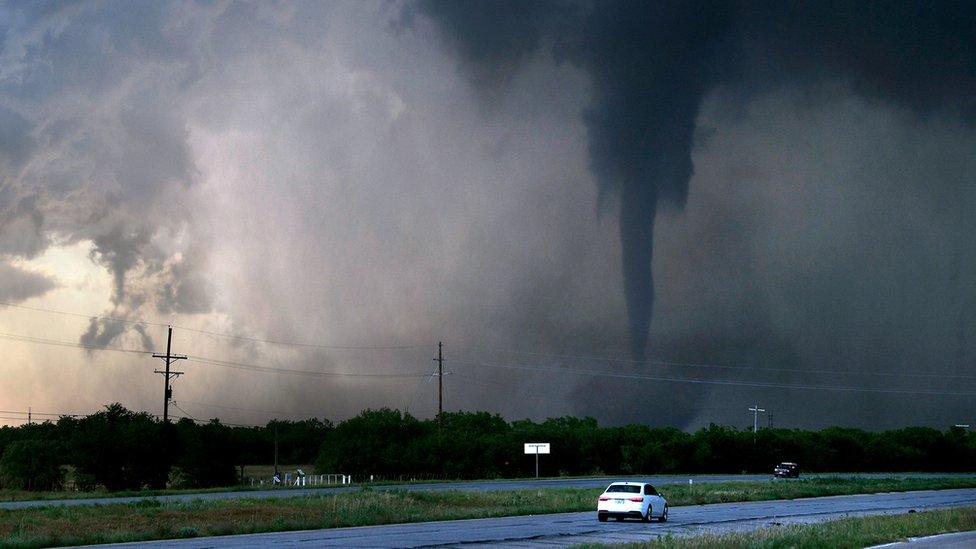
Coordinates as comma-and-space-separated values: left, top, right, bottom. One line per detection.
251, 473, 352, 487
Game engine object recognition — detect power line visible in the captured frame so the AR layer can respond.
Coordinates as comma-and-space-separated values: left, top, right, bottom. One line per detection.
169, 401, 197, 422
16, 297, 968, 381
8, 299, 974, 395
404, 371, 435, 415
0, 329, 430, 379
452, 372, 510, 389
6, 326, 973, 392
0, 300, 429, 350
0, 409, 85, 418
0, 332, 152, 355
6, 298, 969, 384
476, 349, 976, 380
167, 414, 262, 428
450, 359, 976, 397
0, 301, 167, 327
177, 400, 324, 419
186, 356, 429, 379
173, 325, 430, 350
0, 405, 264, 429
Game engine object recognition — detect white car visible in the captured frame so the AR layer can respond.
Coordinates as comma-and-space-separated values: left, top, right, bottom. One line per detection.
597, 481, 668, 522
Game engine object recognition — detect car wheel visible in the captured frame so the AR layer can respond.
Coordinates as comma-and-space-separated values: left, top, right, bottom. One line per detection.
659, 504, 668, 522
598, 514, 607, 522
642, 506, 652, 523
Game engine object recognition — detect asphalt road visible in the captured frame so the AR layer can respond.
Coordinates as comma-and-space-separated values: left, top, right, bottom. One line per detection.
4, 472, 973, 510
84, 487, 976, 548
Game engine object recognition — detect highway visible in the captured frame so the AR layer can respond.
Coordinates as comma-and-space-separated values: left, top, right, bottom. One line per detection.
84, 487, 976, 548
4, 472, 973, 510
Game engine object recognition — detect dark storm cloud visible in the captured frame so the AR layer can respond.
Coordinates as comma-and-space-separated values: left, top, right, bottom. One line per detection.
0, 194, 47, 258
416, 0, 976, 364
79, 313, 156, 353
0, 1, 207, 328
0, 105, 46, 257
0, 104, 34, 167
89, 225, 154, 307
0, 262, 57, 303
79, 317, 128, 351
738, 1, 976, 120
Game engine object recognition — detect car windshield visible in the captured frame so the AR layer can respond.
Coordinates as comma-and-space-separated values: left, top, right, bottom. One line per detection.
605, 484, 641, 493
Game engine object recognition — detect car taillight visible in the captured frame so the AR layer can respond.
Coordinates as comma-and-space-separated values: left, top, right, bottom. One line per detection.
629, 497, 644, 502
598, 496, 610, 501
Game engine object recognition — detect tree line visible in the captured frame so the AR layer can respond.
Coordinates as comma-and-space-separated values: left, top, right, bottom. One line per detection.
0, 404, 328, 491
1, 404, 973, 491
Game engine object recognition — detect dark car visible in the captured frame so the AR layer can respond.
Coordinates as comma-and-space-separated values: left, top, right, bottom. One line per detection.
773, 462, 800, 478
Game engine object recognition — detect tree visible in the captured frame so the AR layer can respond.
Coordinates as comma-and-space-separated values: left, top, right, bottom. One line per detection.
69, 403, 173, 491
0, 439, 64, 491
316, 408, 423, 476
173, 419, 236, 488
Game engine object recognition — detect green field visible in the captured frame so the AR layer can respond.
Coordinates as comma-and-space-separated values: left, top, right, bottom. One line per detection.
578, 506, 976, 548
2, 477, 976, 548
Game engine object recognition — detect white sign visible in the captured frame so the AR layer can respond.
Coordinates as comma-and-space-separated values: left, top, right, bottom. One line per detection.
524, 442, 551, 454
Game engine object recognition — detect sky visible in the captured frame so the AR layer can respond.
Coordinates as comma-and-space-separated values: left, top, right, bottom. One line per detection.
0, 0, 974, 430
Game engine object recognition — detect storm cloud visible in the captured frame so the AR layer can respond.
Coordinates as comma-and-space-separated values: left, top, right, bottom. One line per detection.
417, 0, 976, 365
0, 262, 56, 303
0, 1, 974, 429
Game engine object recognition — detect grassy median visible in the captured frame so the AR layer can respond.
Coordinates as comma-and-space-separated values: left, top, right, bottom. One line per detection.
2, 477, 976, 547
579, 506, 976, 548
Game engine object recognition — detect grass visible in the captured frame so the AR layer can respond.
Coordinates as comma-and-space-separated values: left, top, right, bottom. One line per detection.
2, 471, 973, 504
657, 476, 976, 507
1, 477, 976, 547
0, 488, 597, 548
0, 465, 317, 502
576, 506, 976, 548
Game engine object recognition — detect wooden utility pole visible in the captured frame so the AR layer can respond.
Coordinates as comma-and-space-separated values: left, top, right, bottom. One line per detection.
437, 341, 443, 420
749, 404, 765, 435
153, 326, 186, 423
431, 342, 451, 427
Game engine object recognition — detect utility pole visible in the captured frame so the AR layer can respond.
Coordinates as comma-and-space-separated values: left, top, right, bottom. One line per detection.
749, 404, 765, 435
768, 409, 773, 429
152, 326, 186, 423
27, 406, 31, 425
437, 342, 443, 420
430, 342, 452, 426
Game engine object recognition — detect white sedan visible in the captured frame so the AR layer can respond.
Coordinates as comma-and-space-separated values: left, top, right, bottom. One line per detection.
597, 481, 668, 522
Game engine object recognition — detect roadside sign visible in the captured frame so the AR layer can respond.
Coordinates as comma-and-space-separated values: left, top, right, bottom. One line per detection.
524, 442, 550, 478
524, 442, 550, 454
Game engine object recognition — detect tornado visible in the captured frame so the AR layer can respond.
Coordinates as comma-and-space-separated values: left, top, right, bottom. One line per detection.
618, 184, 656, 363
